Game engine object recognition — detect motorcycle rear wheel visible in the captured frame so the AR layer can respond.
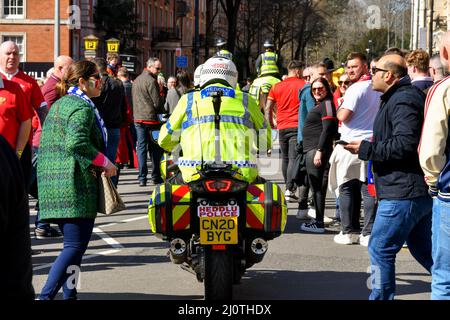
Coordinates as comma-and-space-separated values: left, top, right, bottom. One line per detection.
204, 249, 233, 300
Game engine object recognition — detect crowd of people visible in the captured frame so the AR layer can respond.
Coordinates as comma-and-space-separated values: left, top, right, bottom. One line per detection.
1, 29, 450, 301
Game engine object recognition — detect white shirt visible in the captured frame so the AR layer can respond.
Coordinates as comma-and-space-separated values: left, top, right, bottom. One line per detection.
338, 80, 381, 141
0, 68, 19, 80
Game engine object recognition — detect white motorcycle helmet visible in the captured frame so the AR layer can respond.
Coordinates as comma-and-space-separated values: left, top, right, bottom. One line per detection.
193, 64, 203, 87
199, 57, 238, 89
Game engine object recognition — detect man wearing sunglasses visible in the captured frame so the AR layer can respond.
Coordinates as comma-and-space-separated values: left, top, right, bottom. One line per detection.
328, 52, 379, 247
345, 53, 432, 300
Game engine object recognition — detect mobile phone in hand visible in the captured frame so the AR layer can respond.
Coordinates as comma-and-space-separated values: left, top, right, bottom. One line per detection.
335, 140, 349, 145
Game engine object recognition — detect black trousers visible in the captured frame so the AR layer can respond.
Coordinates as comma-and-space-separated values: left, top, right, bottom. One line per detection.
304, 149, 330, 224
279, 128, 298, 191
339, 179, 377, 235
20, 143, 32, 192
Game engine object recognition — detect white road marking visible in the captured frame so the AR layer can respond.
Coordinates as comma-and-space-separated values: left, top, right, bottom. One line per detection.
33, 249, 121, 271
92, 228, 124, 249
121, 216, 148, 223
32, 215, 147, 271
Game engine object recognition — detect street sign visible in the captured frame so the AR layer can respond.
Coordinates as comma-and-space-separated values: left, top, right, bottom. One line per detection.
106, 38, 120, 53
176, 47, 182, 56
176, 55, 188, 68
19, 62, 53, 80
120, 54, 138, 73
84, 50, 96, 59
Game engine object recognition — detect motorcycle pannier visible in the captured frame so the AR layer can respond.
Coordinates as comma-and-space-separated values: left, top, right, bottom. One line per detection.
148, 183, 192, 236
245, 182, 287, 235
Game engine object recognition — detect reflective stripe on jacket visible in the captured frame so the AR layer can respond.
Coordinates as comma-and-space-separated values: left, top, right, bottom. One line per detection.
158, 83, 271, 183
260, 52, 279, 75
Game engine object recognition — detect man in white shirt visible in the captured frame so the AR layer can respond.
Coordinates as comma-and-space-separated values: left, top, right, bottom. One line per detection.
329, 52, 380, 246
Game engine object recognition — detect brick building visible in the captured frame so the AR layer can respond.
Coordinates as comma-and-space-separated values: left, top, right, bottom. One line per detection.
0, 0, 208, 78
0, 0, 71, 63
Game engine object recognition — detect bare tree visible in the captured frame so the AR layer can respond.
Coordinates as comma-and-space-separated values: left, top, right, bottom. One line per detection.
218, 0, 242, 53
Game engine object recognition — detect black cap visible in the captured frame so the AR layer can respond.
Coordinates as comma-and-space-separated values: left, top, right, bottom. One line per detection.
323, 57, 335, 72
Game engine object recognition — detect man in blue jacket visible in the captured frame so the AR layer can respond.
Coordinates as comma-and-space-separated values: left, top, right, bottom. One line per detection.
344, 53, 432, 300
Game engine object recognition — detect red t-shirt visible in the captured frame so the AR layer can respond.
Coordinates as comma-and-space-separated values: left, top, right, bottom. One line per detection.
0, 78, 34, 149
1, 70, 47, 147
268, 77, 305, 130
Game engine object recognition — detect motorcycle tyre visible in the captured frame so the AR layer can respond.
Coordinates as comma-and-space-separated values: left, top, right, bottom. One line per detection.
204, 249, 233, 300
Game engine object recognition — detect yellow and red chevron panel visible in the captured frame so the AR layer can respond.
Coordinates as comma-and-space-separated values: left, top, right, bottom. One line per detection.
246, 184, 265, 229
172, 185, 191, 231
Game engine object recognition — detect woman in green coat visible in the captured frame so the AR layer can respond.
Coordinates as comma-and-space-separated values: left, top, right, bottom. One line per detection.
37, 61, 117, 300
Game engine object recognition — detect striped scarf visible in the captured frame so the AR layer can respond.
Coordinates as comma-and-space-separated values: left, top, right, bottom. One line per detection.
67, 86, 108, 148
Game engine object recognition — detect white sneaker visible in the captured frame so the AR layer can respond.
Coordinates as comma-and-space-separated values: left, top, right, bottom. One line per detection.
296, 209, 309, 219
284, 190, 299, 202
323, 216, 333, 224
305, 208, 333, 224
359, 234, 370, 247
307, 208, 316, 218
333, 231, 358, 245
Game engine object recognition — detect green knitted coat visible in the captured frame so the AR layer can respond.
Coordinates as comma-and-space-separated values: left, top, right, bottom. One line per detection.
37, 95, 105, 220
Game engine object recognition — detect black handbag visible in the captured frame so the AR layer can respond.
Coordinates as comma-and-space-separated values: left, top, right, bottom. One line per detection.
292, 142, 308, 186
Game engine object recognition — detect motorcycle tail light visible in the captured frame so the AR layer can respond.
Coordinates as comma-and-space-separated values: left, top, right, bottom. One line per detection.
212, 245, 226, 251
205, 180, 232, 192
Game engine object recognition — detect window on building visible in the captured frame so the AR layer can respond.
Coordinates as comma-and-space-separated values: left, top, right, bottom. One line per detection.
165, 10, 168, 30
1, 35, 25, 61
142, 2, 145, 34
2, 0, 25, 18
148, 5, 152, 38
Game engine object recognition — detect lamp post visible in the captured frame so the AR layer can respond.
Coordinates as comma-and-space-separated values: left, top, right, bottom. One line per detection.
106, 38, 120, 53
54, 0, 60, 60
83, 34, 99, 60
429, 0, 434, 55
194, 0, 199, 66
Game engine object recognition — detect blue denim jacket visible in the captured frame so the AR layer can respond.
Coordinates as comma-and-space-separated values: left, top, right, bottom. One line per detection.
297, 83, 315, 143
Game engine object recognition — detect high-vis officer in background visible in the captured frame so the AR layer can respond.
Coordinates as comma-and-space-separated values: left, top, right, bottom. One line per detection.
255, 40, 281, 77
214, 37, 233, 61
158, 57, 271, 184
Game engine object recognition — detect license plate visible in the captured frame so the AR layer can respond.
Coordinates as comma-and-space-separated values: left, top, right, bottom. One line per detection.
200, 216, 238, 245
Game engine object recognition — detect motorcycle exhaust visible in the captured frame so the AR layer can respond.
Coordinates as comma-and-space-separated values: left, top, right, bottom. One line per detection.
169, 238, 187, 264
251, 238, 268, 255
246, 238, 268, 265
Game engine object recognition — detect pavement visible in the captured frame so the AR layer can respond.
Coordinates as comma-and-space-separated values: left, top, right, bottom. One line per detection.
29, 142, 432, 300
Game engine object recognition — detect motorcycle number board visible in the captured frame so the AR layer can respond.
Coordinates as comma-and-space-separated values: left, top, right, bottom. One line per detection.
198, 204, 239, 245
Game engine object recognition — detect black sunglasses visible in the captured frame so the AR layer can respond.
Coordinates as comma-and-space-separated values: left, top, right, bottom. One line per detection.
338, 81, 350, 85
371, 67, 389, 74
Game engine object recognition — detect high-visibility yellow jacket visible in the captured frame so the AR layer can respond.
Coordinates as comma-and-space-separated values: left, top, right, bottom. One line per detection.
215, 49, 233, 60
158, 83, 271, 183
258, 51, 279, 75
249, 75, 281, 102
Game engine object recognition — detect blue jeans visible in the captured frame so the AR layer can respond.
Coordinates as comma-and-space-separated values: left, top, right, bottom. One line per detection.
135, 123, 163, 183
106, 128, 121, 186
30, 147, 49, 230
368, 196, 432, 300
39, 219, 95, 300
431, 198, 450, 300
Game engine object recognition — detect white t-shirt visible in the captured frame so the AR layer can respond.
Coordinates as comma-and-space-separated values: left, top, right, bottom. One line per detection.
338, 80, 381, 141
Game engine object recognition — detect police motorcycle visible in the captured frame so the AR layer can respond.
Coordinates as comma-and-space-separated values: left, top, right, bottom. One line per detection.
148, 71, 286, 301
